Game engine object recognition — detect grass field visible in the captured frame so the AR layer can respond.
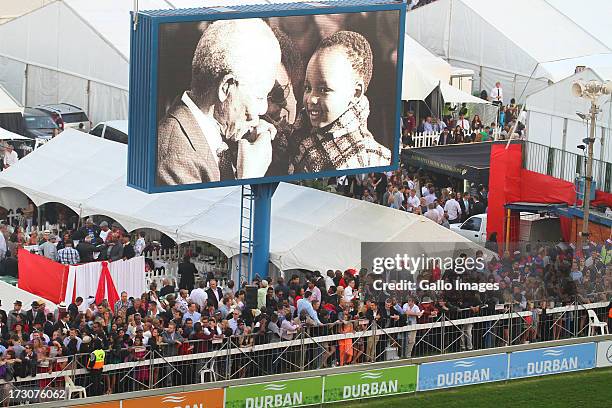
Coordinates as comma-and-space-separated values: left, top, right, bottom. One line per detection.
332, 368, 612, 408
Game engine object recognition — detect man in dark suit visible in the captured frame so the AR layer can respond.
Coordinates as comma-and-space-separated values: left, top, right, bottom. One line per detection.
205, 279, 223, 310
121, 235, 136, 260
472, 194, 486, 215
458, 192, 472, 222
26, 301, 46, 326
106, 233, 123, 262
178, 255, 198, 291
156, 19, 281, 186
437, 129, 455, 145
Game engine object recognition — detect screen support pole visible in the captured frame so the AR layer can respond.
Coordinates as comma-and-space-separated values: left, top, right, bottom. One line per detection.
250, 182, 279, 283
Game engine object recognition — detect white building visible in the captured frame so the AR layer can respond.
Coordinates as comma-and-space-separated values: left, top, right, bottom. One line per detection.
405, 0, 612, 102
524, 67, 612, 191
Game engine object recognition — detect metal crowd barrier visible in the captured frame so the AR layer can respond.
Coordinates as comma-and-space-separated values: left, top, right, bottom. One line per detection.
0, 300, 609, 405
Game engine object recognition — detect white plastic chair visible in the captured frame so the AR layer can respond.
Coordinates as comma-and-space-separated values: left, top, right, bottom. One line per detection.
64, 375, 87, 399
587, 309, 609, 336
200, 360, 217, 383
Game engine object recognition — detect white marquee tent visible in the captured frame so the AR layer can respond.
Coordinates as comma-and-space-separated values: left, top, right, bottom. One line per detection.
524, 68, 612, 183
406, 0, 612, 102
0, 84, 22, 114
402, 35, 488, 104
0, 130, 471, 272
0, 0, 53, 24
0, 280, 57, 312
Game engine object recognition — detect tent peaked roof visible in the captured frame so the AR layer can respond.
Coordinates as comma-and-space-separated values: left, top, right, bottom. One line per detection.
0, 130, 470, 271
407, 0, 611, 81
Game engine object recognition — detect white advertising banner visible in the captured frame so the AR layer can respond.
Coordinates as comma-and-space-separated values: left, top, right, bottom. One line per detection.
596, 340, 612, 368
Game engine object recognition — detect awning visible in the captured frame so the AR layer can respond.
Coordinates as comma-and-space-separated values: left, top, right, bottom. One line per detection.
0, 127, 29, 140
504, 202, 568, 213
402, 142, 495, 184
439, 82, 491, 104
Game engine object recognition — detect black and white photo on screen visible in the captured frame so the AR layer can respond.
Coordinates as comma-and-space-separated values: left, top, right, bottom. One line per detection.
155, 11, 400, 187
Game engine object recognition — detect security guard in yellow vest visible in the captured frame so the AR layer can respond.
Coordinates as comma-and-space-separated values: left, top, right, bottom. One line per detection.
601, 240, 612, 265
87, 338, 105, 396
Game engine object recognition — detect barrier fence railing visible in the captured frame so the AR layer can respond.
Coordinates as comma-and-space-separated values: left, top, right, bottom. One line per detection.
0, 298, 609, 404
404, 128, 503, 149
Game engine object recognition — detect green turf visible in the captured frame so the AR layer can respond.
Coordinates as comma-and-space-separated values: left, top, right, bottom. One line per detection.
331, 368, 612, 408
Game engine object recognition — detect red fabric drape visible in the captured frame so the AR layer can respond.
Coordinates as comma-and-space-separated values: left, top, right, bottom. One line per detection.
94, 261, 120, 308
487, 144, 523, 253
520, 169, 575, 204
18, 249, 68, 304
559, 216, 573, 242
592, 190, 612, 207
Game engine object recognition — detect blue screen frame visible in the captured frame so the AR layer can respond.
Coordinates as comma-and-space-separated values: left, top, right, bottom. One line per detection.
128, 0, 407, 193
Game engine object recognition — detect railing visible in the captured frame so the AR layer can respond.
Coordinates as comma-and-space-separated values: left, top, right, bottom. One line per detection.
143, 248, 229, 287
405, 128, 503, 149
523, 141, 612, 193
0, 299, 607, 405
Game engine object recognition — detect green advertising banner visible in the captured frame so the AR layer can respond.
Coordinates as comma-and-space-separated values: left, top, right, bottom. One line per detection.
323, 365, 418, 403
225, 376, 323, 408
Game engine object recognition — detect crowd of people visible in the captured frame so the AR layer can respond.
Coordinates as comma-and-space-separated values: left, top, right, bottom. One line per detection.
0, 233, 609, 399
0, 216, 149, 270
401, 82, 526, 147
333, 169, 488, 230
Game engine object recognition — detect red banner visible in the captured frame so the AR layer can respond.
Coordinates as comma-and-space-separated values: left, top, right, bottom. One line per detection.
18, 249, 68, 304
487, 144, 523, 253
592, 190, 612, 207
95, 261, 120, 308
520, 169, 575, 204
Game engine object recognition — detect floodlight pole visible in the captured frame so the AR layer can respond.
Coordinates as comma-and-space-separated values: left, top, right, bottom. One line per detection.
250, 182, 278, 283
580, 100, 597, 251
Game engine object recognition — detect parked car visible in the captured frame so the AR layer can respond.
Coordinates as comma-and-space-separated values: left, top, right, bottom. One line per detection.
450, 214, 487, 244
89, 120, 128, 144
23, 107, 58, 139
35, 103, 90, 131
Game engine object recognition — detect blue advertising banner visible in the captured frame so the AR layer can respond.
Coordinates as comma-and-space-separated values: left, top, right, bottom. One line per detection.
417, 354, 508, 391
509, 343, 596, 379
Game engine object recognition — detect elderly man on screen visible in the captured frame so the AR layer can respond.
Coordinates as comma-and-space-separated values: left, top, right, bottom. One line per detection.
157, 19, 282, 185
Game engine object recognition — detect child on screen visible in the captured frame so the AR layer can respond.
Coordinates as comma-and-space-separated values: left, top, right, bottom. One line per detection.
289, 31, 391, 174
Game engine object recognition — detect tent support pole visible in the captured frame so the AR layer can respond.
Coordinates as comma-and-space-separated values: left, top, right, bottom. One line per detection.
250, 182, 278, 283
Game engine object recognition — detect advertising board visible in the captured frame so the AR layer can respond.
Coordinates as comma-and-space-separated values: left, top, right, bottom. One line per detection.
417, 354, 508, 391
323, 365, 417, 402
508, 343, 596, 379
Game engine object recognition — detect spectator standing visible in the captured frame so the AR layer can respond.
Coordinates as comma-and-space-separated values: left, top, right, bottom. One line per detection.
134, 231, 146, 256
178, 255, 198, 291
490, 82, 503, 106
205, 279, 223, 310
122, 235, 136, 260
402, 297, 422, 357
39, 234, 58, 261
99, 221, 111, 243
3, 144, 18, 169
189, 281, 208, 311
57, 240, 80, 265
76, 235, 100, 263
456, 114, 470, 133
444, 193, 462, 224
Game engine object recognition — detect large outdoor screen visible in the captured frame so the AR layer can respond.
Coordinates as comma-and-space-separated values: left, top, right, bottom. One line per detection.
128, 1, 406, 192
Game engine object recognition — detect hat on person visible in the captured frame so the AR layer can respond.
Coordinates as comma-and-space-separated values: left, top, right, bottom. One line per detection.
100, 221, 109, 227
82, 335, 92, 344
31, 300, 39, 307
13, 300, 22, 306
261, 280, 268, 288
421, 296, 433, 304
43, 230, 51, 234
58, 302, 67, 308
